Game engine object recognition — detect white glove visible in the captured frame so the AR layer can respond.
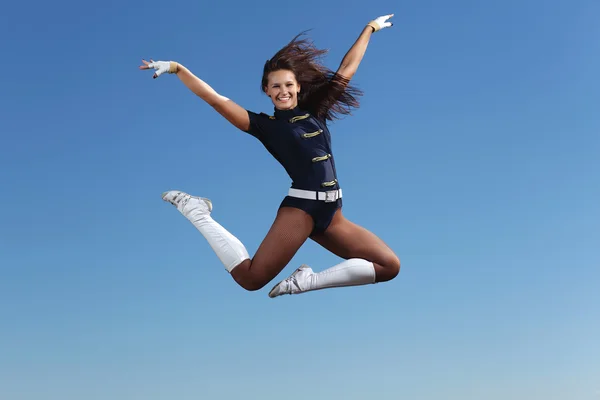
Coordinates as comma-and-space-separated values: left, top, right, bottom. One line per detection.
368, 14, 394, 32
145, 60, 178, 79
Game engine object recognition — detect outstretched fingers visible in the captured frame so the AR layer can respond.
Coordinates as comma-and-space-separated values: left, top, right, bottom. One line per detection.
139, 59, 151, 70
370, 13, 394, 31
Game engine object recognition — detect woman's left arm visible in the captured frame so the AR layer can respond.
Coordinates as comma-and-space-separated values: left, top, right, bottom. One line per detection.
336, 14, 394, 80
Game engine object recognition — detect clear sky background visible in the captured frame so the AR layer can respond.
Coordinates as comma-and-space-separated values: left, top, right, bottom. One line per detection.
1, 0, 598, 399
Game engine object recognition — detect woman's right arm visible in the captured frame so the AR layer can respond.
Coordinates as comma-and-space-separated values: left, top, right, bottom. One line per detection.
141, 60, 250, 132
174, 63, 250, 131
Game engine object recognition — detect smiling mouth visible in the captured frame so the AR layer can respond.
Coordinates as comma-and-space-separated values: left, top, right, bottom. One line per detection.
277, 96, 291, 102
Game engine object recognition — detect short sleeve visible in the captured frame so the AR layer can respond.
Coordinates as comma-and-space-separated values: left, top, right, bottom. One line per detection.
244, 110, 269, 140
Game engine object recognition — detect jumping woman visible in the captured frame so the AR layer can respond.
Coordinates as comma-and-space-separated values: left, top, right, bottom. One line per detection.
139, 13, 400, 297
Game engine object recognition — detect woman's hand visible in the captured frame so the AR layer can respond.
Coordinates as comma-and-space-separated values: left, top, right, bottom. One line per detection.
368, 14, 394, 32
139, 59, 178, 79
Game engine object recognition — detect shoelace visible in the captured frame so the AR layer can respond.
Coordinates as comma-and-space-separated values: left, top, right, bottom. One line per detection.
169, 192, 191, 209
178, 193, 191, 209
283, 273, 302, 293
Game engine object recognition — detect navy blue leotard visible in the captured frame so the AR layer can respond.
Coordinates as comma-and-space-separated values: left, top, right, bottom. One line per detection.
244, 105, 343, 234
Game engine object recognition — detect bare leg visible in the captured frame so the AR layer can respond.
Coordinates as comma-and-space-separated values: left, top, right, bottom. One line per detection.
162, 191, 314, 291
311, 209, 400, 282
230, 206, 314, 290
268, 208, 400, 297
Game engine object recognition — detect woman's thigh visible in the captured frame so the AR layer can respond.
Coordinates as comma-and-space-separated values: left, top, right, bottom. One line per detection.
310, 209, 400, 281
231, 206, 314, 290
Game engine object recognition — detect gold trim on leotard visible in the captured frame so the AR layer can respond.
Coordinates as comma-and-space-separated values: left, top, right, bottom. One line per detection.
312, 154, 332, 163
289, 114, 310, 123
302, 129, 323, 138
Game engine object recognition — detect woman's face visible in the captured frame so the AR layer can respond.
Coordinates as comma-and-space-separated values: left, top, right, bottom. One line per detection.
264, 69, 301, 110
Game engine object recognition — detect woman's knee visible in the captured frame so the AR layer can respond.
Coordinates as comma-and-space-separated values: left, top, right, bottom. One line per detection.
389, 254, 401, 278
240, 280, 267, 292
231, 263, 275, 292
377, 252, 400, 282
232, 273, 267, 292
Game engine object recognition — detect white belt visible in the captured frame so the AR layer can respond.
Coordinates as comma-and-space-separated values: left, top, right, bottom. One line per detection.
288, 188, 342, 203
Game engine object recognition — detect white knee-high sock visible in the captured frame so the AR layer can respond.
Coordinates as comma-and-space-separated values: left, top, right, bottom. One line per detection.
184, 207, 250, 273
303, 258, 376, 291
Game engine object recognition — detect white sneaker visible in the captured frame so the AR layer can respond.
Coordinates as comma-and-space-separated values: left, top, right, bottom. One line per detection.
161, 190, 213, 217
268, 265, 313, 298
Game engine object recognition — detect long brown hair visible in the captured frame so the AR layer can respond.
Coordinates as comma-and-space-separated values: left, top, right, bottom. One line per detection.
261, 31, 363, 122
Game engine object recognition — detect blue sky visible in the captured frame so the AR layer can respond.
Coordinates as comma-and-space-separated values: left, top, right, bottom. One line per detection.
1, 0, 599, 399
